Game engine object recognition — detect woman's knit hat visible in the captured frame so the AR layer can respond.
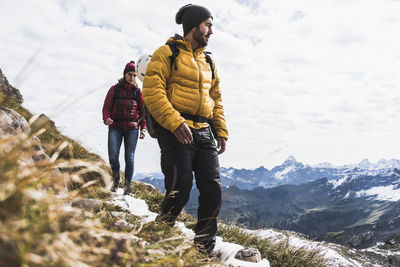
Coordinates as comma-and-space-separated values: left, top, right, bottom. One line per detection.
123, 61, 136, 75
175, 4, 213, 36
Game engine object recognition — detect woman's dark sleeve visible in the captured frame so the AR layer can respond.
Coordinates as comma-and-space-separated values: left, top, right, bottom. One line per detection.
102, 86, 115, 122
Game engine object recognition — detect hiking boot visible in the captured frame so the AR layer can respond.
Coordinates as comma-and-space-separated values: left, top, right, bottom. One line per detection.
155, 213, 176, 227
194, 236, 216, 255
110, 174, 120, 192
110, 180, 119, 192
123, 184, 133, 195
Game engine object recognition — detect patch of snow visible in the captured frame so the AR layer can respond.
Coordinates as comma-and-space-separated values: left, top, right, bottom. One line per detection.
361, 242, 400, 257
111, 189, 270, 267
110, 188, 157, 223
214, 237, 270, 267
175, 222, 194, 238
274, 165, 296, 180
173, 228, 271, 267
355, 185, 400, 202
328, 176, 348, 189
236, 176, 252, 183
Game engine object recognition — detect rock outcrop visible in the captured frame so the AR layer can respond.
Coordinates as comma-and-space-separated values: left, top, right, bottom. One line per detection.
0, 69, 28, 138
0, 68, 23, 104
235, 247, 262, 263
0, 106, 30, 137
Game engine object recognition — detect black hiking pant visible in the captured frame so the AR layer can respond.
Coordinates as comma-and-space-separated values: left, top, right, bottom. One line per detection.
157, 126, 222, 253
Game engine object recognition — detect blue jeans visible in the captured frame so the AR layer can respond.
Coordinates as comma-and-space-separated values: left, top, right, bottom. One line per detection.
108, 128, 139, 185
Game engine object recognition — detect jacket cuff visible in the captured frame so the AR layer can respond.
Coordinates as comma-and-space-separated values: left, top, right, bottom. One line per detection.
168, 117, 185, 133
216, 130, 228, 140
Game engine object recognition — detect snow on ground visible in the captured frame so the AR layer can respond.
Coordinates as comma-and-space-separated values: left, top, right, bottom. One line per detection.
355, 185, 400, 202
110, 189, 270, 267
244, 229, 364, 267
361, 242, 400, 257
111, 190, 157, 223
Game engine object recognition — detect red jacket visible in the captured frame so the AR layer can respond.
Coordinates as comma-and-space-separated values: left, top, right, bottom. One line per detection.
102, 82, 146, 131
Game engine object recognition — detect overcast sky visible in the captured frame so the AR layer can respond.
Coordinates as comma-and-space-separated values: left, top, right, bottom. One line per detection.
1, 0, 400, 173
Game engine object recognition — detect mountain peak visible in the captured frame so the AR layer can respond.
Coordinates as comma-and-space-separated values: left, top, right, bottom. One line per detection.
254, 166, 267, 171
283, 155, 297, 165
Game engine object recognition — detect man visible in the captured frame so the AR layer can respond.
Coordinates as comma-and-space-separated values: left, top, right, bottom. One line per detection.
142, 4, 228, 254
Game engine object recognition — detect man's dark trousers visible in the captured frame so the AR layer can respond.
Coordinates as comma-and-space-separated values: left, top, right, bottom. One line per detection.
157, 126, 222, 252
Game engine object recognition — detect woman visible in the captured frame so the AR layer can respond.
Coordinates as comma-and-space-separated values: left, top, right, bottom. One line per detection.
102, 61, 146, 195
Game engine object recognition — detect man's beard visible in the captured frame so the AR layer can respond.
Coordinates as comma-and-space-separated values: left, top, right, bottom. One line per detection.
193, 26, 209, 48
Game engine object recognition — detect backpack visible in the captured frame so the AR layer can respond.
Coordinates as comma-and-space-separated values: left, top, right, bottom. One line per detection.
112, 82, 140, 108
111, 82, 142, 123
145, 40, 216, 139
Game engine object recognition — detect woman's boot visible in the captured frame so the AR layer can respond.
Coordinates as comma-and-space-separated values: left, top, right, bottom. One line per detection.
123, 181, 133, 195
110, 173, 120, 192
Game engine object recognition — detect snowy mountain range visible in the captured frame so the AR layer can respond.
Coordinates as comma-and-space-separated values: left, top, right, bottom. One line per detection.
181, 168, 399, 230
219, 156, 400, 189
136, 156, 400, 190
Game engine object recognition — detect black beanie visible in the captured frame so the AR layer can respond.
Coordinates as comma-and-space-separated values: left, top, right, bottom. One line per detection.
175, 4, 213, 36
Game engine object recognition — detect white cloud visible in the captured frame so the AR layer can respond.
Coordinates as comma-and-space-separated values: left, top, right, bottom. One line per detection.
1, 0, 400, 172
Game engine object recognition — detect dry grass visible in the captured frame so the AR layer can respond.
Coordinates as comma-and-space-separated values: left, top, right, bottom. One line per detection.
0, 129, 123, 265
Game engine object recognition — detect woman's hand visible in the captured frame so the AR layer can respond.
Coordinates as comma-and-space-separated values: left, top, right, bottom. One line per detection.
139, 129, 146, 139
104, 118, 113, 125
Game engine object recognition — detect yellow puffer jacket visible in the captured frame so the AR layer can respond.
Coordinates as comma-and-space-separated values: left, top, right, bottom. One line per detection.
142, 35, 228, 140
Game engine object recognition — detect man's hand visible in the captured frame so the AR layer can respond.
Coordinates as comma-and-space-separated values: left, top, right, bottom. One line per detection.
217, 137, 226, 154
139, 129, 146, 139
104, 118, 113, 125
174, 123, 193, 144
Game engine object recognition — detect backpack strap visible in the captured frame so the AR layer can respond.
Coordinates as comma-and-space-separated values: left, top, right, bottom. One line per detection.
111, 82, 121, 111
204, 51, 215, 80
167, 41, 180, 70
166, 39, 215, 79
